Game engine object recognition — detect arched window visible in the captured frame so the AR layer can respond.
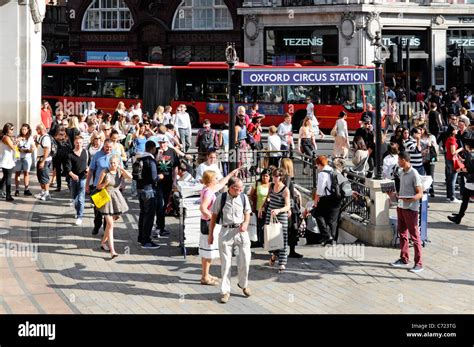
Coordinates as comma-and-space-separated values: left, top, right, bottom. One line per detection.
172, 0, 233, 30
82, 0, 134, 31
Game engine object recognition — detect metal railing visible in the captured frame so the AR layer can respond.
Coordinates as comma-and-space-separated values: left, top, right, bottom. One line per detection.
182, 148, 372, 223
342, 172, 371, 223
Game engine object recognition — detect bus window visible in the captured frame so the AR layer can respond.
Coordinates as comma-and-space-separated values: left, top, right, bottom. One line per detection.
128, 76, 142, 99
103, 79, 126, 98
42, 73, 61, 96
364, 84, 376, 107
78, 78, 100, 98
257, 86, 284, 103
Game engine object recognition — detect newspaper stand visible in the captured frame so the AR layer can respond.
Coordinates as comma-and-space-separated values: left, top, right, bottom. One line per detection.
177, 181, 203, 258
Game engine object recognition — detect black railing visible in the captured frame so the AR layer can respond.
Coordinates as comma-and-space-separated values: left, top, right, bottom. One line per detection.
343, 172, 371, 223
183, 149, 372, 223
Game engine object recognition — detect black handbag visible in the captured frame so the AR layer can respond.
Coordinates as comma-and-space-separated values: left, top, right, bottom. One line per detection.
429, 145, 438, 163
200, 219, 210, 235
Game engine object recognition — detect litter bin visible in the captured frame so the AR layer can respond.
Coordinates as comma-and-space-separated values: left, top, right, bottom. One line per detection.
419, 193, 429, 247
389, 192, 429, 248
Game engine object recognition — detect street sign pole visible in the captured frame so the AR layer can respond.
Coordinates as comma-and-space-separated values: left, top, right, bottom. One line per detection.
372, 31, 386, 180
226, 43, 238, 171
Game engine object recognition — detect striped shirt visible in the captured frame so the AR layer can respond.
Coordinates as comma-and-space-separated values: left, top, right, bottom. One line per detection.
404, 138, 423, 168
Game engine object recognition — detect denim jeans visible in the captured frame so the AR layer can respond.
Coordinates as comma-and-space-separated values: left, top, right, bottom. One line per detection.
178, 128, 191, 152
445, 159, 458, 200
138, 189, 157, 244
70, 178, 86, 218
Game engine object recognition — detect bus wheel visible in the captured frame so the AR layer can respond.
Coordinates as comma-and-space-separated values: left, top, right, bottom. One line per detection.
188, 108, 199, 127
291, 110, 306, 133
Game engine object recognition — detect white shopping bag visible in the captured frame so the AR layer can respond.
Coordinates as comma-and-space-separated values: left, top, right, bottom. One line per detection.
264, 216, 284, 251
248, 213, 258, 242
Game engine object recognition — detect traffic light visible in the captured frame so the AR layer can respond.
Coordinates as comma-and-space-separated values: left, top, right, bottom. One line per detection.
390, 41, 398, 63
465, 55, 473, 72
447, 43, 459, 57
392, 36, 403, 71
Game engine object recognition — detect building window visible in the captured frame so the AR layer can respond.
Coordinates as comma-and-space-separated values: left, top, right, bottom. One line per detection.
172, 0, 233, 30
82, 0, 134, 31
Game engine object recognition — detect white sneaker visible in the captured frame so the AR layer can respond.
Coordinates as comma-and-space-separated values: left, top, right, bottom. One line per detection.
75, 218, 83, 226
40, 193, 51, 201
35, 192, 45, 199
450, 198, 462, 203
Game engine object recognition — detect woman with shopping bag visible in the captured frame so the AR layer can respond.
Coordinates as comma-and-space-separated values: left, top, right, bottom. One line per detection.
199, 168, 239, 286
96, 154, 132, 259
259, 168, 291, 273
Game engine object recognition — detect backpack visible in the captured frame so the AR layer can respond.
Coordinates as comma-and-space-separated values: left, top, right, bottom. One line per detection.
132, 156, 152, 182
198, 129, 216, 154
465, 151, 474, 183
447, 102, 459, 116
39, 134, 58, 158
323, 169, 353, 201
216, 192, 247, 224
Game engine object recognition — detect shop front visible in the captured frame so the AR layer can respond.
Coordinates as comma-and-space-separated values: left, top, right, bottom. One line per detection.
382, 29, 431, 92
446, 28, 474, 91
264, 27, 339, 66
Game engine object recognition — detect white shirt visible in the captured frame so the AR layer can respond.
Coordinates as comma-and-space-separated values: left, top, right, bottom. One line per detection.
336, 118, 348, 138
37, 134, 52, 162
84, 108, 97, 118
316, 165, 332, 196
17, 136, 34, 160
277, 122, 292, 144
306, 102, 314, 117
268, 134, 281, 157
0, 142, 15, 169
163, 113, 173, 125
174, 112, 192, 133
383, 154, 399, 179
195, 162, 223, 182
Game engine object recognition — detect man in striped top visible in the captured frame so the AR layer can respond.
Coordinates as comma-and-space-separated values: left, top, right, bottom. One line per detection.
403, 128, 425, 175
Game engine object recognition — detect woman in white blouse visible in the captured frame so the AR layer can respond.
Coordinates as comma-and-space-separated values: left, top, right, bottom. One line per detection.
333, 111, 350, 158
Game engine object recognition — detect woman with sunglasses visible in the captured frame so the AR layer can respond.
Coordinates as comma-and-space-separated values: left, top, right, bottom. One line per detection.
14, 124, 35, 196
0, 123, 17, 201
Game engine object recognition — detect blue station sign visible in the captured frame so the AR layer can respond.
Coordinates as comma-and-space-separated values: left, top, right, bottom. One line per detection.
86, 51, 129, 62
241, 68, 376, 86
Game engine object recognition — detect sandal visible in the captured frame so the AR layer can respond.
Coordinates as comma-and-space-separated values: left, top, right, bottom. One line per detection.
269, 254, 277, 267
200, 278, 218, 286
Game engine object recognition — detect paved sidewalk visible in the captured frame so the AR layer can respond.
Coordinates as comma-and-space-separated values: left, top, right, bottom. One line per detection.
0, 165, 472, 314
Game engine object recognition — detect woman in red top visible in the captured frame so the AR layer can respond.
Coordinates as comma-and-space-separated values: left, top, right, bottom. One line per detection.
444, 125, 463, 202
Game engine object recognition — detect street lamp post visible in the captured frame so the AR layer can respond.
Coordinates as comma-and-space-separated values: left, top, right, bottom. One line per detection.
372, 31, 387, 180
226, 43, 239, 171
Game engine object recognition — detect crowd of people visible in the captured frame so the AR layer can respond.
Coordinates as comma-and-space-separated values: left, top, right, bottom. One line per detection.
0, 83, 473, 303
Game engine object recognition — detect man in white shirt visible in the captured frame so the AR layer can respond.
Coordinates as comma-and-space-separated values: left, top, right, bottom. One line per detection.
174, 104, 192, 152
84, 101, 97, 118
35, 124, 53, 201
267, 125, 281, 167
277, 113, 293, 155
195, 149, 223, 182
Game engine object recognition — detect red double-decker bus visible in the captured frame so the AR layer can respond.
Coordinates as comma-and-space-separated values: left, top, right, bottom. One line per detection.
42, 61, 375, 130
41, 60, 172, 115
171, 62, 376, 131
